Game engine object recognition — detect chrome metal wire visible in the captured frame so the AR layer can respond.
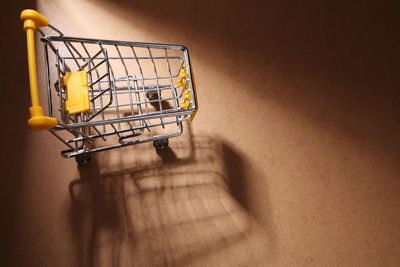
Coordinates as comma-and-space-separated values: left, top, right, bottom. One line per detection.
40, 27, 197, 158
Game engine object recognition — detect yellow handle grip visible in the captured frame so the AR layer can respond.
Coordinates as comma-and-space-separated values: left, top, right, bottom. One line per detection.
21, 9, 57, 130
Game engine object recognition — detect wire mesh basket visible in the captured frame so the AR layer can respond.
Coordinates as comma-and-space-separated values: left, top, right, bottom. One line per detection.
21, 9, 198, 163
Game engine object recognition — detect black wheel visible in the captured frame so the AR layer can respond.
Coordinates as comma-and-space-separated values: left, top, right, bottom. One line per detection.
75, 153, 92, 164
153, 138, 169, 151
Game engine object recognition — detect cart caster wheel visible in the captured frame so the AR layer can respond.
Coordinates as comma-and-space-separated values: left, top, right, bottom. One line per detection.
153, 138, 169, 151
75, 153, 92, 164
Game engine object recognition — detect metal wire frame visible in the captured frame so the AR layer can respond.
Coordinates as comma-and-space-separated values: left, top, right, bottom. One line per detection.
39, 33, 197, 158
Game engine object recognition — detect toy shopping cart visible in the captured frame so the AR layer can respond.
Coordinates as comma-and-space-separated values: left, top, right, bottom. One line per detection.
20, 9, 198, 164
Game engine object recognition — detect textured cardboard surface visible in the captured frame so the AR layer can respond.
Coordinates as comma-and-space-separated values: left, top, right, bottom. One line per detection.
1, 0, 400, 266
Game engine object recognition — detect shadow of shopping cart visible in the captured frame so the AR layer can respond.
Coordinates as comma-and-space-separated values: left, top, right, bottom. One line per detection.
68, 123, 272, 266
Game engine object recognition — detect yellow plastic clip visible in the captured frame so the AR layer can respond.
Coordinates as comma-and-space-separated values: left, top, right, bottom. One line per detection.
180, 69, 188, 79
178, 61, 193, 110
185, 91, 191, 99
180, 101, 188, 109
177, 79, 185, 87
62, 71, 90, 114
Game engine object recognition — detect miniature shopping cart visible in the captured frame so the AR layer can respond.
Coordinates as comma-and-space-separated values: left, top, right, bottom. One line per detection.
20, 9, 198, 164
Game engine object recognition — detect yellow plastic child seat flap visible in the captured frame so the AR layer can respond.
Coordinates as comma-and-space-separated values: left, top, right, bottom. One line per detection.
62, 71, 90, 114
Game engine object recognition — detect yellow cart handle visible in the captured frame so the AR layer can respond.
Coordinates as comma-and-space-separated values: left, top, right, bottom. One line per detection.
21, 9, 57, 130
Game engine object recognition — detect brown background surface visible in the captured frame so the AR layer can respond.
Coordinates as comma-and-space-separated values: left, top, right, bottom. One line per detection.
1, 0, 400, 266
